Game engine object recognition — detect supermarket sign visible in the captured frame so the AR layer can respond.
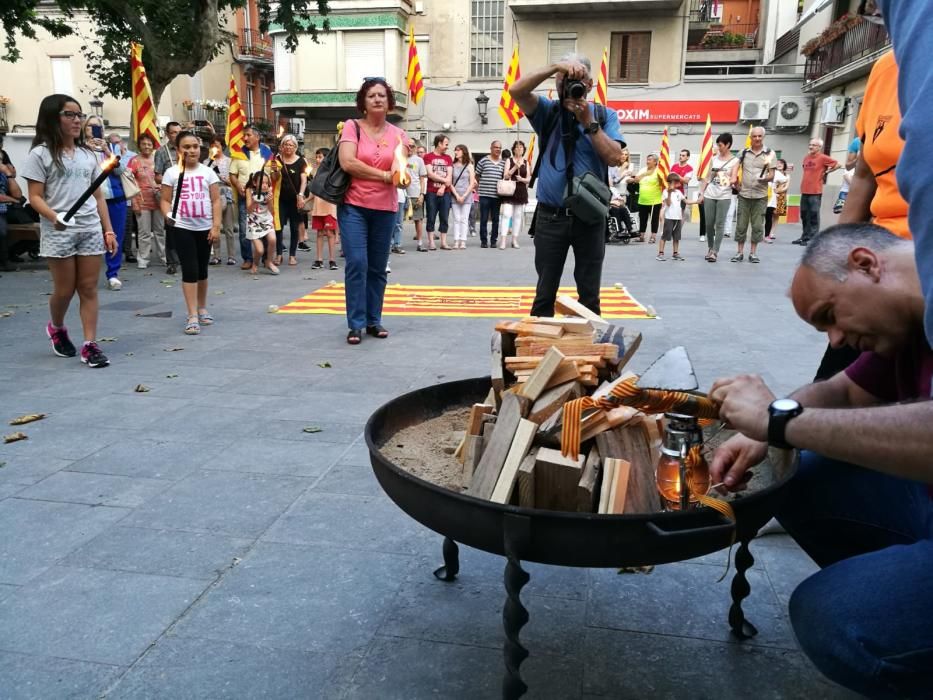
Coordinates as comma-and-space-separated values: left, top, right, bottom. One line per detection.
607, 100, 740, 123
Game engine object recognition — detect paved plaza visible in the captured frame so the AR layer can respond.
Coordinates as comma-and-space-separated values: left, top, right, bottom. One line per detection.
0, 221, 857, 699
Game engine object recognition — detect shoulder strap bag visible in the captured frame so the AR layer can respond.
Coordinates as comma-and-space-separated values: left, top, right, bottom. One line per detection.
310, 120, 360, 204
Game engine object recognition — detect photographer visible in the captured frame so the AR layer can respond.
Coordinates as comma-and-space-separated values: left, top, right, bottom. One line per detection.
510, 53, 625, 316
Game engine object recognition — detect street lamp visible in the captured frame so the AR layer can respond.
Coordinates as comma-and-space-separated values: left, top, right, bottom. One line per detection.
89, 97, 104, 118
475, 90, 489, 125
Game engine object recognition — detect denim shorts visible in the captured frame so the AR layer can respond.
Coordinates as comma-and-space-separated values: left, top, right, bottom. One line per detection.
39, 227, 105, 258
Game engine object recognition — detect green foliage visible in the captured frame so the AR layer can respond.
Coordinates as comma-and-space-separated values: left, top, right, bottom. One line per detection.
2, 0, 330, 104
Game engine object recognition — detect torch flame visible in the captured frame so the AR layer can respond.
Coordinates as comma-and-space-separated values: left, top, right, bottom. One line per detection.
277, 125, 286, 139
304, 163, 313, 177
393, 136, 410, 188
176, 151, 185, 172
209, 146, 220, 161
103, 154, 119, 171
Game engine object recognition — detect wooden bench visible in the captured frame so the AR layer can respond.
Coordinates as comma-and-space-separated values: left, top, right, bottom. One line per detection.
8, 223, 39, 244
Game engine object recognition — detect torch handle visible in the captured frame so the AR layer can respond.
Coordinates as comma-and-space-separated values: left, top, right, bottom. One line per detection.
63, 168, 112, 222
171, 170, 186, 220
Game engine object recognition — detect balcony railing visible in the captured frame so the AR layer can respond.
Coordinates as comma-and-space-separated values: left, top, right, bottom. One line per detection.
239, 28, 273, 62
804, 19, 889, 83
184, 104, 227, 131
689, 23, 759, 50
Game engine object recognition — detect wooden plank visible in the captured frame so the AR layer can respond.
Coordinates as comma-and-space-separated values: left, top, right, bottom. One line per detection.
490, 421, 538, 504
606, 458, 632, 514
577, 446, 601, 512
534, 447, 585, 512
461, 435, 485, 488
467, 403, 495, 436
617, 424, 662, 514
528, 380, 582, 425
506, 354, 606, 366
598, 459, 616, 514
467, 392, 531, 500
517, 453, 536, 508
524, 317, 595, 335
518, 346, 565, 402
597, 325, 643, 374
555, 295, 610, 333
483, 386, 499, 411
491, 332, 505, 395
515, 341, 618, 360
514, 322, 565, 339
543, 361, 582, 389
494, 320, 523, 333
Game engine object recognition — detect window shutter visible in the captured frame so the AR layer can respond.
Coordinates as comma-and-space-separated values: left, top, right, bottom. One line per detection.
610, 32, 651, 84
548, 35, 577, 65
50, 57, 74, 95
345, 32, 386, 89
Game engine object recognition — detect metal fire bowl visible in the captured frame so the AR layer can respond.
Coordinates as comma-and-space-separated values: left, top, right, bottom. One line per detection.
366, 377, 798, 568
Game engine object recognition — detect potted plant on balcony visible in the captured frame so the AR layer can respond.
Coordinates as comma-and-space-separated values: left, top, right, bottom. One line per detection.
802, 12, 865, 56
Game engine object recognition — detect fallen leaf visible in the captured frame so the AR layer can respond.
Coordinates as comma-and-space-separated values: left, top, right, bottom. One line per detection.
9, 413, 47, 426
3, 432, 28, 444
317, 361, 331, 368
302, 276, 315, 280
97, 337, 118, 343
163, 347, 185, 352
214, 291, 225, 295
0, 312, 12, 318
0, 462, 6, 468
166, 374, 178, 379
267, 305, 279, 313
302, 426, 323, 434
134, 384, 151, 393
125, 352, 134, 357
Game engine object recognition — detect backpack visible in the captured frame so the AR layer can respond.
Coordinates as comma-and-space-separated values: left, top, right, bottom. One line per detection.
310, 120, 360, 204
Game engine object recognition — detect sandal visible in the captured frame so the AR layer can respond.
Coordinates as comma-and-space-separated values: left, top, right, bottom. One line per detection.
672, 253, 685, 261
347, 329, 362, 345
209, 257, 221, 266
707, 253, 717, 263
288, 256, 298, 266
366, 325, 389, 339
184, 315, 200, 335
197, 309, 214, 325
648, 236, 656, 244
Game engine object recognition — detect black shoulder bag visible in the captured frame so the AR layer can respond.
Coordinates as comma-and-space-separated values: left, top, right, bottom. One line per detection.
310, 120, 360, 204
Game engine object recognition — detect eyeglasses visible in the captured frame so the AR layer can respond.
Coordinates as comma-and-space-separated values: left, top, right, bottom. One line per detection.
363, 76, 386, 83
60, 111, 87, 120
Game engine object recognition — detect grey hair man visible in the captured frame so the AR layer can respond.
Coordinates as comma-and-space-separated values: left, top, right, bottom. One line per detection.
728, 125, 774, 263
710, 221, 933, 698
793, 136, 840, 246
509, 52, 626, 316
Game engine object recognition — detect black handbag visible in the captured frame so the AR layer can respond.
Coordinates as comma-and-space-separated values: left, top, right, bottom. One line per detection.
310, 120, 360, 204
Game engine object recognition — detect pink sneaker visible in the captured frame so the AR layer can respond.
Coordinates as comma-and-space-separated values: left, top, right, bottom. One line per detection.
46, 322, 77, 357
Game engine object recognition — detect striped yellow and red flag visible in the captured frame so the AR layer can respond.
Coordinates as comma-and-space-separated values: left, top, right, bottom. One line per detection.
744, 122, 753, 149
498, 46, 523, 127
130, 43, 160, 148
594, 47, 609, 106
526, 133, 536, 169
227, 77, 248, 160
658, 127, 671, 182
697, 113, 712, 179
406, 27, 425, 105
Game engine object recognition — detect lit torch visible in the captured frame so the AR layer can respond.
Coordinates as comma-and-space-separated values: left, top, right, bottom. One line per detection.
208, 145, 220, 164
758, 150, 775, 181
392, 136, 410, 188
276, 125, 285, 140
61, 153, 120, 224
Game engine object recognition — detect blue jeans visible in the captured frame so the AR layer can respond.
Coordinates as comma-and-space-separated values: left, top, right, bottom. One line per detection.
777, 451, 933, 698
424, 191, 450, 233
105, 198, 127, 279
479, 196, 501, 246
392, 203, 405, 248
337, 203, 394, 331
237, 198, 252, 263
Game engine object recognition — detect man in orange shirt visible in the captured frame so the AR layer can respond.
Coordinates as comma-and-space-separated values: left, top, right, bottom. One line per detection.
838, 50, 910, 239
793, 138, 839, 245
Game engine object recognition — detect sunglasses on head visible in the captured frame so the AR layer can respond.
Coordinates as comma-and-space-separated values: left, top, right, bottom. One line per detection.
364, 76, 386, 82
60, 110, 87, 120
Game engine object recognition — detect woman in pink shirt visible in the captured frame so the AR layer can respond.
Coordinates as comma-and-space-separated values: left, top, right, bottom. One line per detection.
337, 78, 407, 345
128, 134, 164, 269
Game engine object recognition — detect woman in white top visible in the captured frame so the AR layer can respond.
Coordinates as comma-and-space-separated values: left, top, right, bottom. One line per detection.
22, 94, 117, 368
765, 158, 789, 243
450, 144, 476, 249
160, 131, 221, 335
700, 133, 739, 262
206, 136, 236, 265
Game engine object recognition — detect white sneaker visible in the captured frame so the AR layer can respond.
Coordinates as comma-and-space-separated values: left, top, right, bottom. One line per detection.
699, 235, 706, 242
386, 264, 391, 274
107, 277, 123, 291
137, 261, 149, 269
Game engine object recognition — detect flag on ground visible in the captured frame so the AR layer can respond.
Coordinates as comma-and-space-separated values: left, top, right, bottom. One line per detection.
227, 77, 248, 160
697, 113, 712, 179
658, 127, 671, 182
407, 27, 425, 105
594, 47, 609, 106
130, 43, 160, 148
498, 47, 523, 127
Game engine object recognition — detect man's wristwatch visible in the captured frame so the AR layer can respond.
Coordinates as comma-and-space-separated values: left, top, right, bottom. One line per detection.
767, 398, 803, 449
583, 122, 600, 135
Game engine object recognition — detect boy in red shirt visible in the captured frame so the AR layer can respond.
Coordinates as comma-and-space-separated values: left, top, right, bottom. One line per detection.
794, 139, 839, 245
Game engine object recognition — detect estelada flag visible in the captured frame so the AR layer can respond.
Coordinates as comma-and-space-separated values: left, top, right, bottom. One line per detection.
227, 77, 248, 161
594, 47, 609, 106
498, 46, 523, 127
130, 43, 160, 148
697, 113, 712, 179
658, 127, 671, 182
407, 27, 425, 105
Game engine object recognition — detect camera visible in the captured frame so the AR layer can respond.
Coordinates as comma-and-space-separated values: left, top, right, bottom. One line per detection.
562, 79, 587, 101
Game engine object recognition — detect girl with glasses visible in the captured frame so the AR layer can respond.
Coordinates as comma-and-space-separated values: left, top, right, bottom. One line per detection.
21, 94, 117, 368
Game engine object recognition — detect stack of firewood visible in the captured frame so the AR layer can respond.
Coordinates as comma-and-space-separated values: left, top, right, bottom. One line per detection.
456, 296, 665, 515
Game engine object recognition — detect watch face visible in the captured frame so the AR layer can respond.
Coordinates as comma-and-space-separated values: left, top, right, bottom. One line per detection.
772, 398, 799, 412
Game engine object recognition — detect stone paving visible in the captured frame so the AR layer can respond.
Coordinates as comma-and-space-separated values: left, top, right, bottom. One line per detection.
0, 221, 858, 699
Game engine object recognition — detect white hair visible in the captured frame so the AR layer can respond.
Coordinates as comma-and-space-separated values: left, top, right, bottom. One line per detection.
280, 134, 298, 147
558, 52, 592, 76
809, 137, 824, 148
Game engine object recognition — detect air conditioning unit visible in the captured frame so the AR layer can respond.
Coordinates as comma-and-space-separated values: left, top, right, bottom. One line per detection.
819, 95, 847, 125
740, 100, 770, 122
775, 96, 813, 129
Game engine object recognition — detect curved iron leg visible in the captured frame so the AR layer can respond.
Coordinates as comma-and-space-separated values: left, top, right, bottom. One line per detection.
728, 537, 759, 639
502, 514, 532, 700
433, 537, 460, 582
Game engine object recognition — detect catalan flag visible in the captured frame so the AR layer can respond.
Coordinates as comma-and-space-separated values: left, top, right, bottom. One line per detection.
499, 46, 523, 127
407, 27, 425, 105
744, 122, 753, 149
526, 133, 536, 169
594, 47, 609, 106
227, 76, 248, 160
697, 113, 712, 179
130, 43, 160, 148
658, 127, 671, 182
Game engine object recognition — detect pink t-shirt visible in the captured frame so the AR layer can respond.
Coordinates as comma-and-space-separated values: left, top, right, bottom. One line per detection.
339, 119, 407, 212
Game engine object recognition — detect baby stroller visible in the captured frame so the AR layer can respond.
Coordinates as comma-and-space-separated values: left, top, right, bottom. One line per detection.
606, 192, 637, 244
